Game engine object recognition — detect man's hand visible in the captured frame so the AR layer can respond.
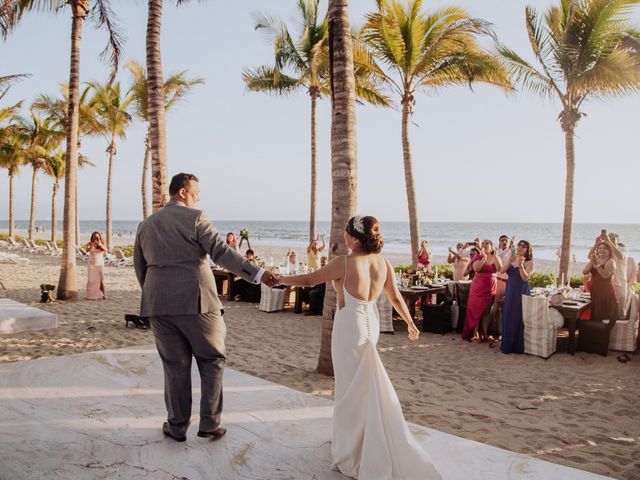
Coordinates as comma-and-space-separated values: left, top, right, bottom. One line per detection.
260, 271, 280, 287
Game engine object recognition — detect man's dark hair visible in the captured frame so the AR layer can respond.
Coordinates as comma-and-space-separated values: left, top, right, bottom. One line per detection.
169, 173, 199, 196
499, 235, 509, 241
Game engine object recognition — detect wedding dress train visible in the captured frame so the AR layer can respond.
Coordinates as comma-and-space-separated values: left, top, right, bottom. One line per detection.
331, 272, 442, 479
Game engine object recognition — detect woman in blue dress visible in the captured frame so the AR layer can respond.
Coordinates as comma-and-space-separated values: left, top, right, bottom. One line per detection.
500, 240, 534, 354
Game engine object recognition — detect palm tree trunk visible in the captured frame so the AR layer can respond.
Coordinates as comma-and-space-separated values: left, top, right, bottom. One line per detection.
559, 125, 576, 284
401, 98, 420, 268
57, 5, 85, 300
317, 0, 358, 376
51, 181, 58, 243
309, 91, 318, 242
106, 141, 115, 251
142, 129, 151, 218
75, 181, 79, 246
8, 170, 15, 239
28, 166, 38, 240
146, 0, 169, 212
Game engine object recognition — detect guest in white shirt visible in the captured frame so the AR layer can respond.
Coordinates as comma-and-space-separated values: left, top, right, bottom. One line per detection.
286, 250, 299, 274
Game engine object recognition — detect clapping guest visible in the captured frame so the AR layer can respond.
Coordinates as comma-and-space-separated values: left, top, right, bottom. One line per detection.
462, 240, 502, 342
287, 250, 299, 274
583, 241, 617, 322
492, 235, 513, 334
464, 247, 480, 280
85, 231, 107, 300
416, 240, 431, 269
448, 242, 470, 281
500, 240, 534, 354
307, 234, 326, 271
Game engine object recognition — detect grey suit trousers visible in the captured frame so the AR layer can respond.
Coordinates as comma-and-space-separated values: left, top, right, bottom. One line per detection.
150, 312, 226, 437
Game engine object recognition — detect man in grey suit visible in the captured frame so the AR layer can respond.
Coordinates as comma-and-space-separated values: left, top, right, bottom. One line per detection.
134, 172, 279, 442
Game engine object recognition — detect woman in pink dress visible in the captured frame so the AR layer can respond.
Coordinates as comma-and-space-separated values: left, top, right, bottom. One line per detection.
416, 240, 431, 269
85, 231, 107, 300
462, 239, 501, 342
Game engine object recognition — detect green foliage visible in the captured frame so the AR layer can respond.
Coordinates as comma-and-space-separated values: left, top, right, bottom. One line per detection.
433, 263, 454, 280
634, 283, 640, 296
529, 272, 556, 289
394, 264, 412, 273
569, 275, 584, 288
119, 245, 134, 257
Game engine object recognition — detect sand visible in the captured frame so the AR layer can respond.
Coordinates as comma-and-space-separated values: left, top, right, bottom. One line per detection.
0, 247, 637, 479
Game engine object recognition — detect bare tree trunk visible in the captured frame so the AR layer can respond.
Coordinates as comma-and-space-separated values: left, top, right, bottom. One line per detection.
146, 0, 169, 212
141, 129, 151, 218
401, 98, 420, 268
105, 140, 115, 251
57, 5, 85, 300
51, 181, 59, 243
309, 90, 318, 242
559, 126, 575, 285
317, 0, 358, 376
28, 166, 38, 240
8, 170, 15, 239
75, 181, 80, 246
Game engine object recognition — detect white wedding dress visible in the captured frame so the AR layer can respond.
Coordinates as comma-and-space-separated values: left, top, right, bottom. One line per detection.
331, 258, 442, 479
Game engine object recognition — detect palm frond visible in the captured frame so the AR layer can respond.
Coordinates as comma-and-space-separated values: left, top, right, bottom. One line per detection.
0, 73, 30, 99
497, 44, 555, 98
242, 66, 301, 95
89, 0, 125, 83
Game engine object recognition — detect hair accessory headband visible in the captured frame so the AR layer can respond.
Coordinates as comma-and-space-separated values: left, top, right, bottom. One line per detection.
352, 216, 365, 235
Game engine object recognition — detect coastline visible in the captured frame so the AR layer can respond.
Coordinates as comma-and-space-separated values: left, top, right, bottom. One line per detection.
5, 228, 586, 275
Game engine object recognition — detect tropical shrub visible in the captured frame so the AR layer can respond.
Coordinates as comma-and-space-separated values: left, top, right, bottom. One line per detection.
528, 272, 556, 289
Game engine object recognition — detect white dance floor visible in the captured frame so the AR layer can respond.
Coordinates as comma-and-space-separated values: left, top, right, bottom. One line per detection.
0, 298, 58, 335
0, 345, 610, 479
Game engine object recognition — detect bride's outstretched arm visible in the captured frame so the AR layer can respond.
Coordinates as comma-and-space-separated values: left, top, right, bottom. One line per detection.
382, 258, 420, 341
280, 256, 344, 288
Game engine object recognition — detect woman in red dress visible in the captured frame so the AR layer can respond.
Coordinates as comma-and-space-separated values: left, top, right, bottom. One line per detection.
416, 240, 431, 270
583, 241, 617, 322
462, 239, 502, 342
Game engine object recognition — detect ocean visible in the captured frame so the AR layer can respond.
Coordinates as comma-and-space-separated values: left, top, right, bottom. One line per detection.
3, 220, 638, 262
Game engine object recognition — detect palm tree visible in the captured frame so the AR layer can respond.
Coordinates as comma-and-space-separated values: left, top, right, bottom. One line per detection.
498, 0, 640, 283
20, 113, 63, 240
3, 0, 124, 300
45, 149, 65, 244
361, 0, 512, 266
87, 81, 132, 251
146, 0, 170, 213
243, 0, 390, 242
0, 108, 26, 240
315, 0, 359, 376
126, 60, 204, 218
33, 84, 99, 246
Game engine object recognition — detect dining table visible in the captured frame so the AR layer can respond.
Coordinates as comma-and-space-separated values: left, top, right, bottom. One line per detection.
212, 269, 237, 300
398, 284, 447, 320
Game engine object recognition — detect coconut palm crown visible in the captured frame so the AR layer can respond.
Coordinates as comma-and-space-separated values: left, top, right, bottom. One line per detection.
360, 0, 513, 266
497, 0, 640, 282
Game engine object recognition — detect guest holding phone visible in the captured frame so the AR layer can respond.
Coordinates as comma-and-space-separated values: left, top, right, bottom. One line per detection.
584, 241, 617, 322
85, 231, 107, 300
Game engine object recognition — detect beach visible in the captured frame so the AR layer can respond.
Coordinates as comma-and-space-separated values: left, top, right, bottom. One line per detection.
0, 248, 637, 479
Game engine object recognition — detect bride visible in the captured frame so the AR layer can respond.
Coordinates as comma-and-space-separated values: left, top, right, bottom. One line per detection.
280, 216, 442, 479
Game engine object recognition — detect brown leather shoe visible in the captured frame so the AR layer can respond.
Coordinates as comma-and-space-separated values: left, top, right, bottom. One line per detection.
197, 426, 227, 440
162, 422, 186, 442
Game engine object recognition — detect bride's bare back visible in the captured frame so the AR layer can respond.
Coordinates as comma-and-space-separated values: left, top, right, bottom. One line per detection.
335, 254, 387, 308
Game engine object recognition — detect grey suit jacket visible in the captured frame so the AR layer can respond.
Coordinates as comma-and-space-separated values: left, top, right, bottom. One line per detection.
134, 201, 261, 316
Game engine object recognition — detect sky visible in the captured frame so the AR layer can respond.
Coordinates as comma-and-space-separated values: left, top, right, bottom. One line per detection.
1, 0, 639, 224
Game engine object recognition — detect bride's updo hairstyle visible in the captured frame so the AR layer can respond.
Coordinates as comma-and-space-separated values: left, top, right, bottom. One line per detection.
346, 215, 384, 254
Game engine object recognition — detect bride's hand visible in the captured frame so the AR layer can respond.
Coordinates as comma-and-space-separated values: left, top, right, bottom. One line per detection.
407, 323, 420, 341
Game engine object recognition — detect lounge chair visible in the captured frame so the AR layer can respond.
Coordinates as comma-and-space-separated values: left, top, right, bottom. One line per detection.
114, 248, 133, 267
522, 295, 564, 359
75, 245, 89, 261
6, 237, 21, 250
27, 239, 46, 254
49, 242, 63, 256
606, 294, 638, 352
44, 242, 61, 257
